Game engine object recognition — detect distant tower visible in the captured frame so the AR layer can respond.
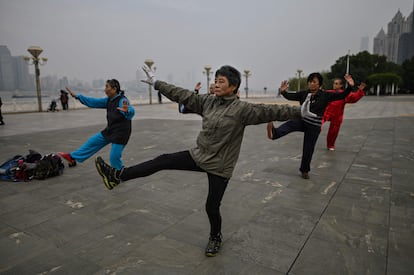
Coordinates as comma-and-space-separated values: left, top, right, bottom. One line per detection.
387, 10, 405, 62
373, 6, 413, 63
360, 36, 370, 52
397, 1, 414, 64
373, 28, 387, 56
0, 45, 16, 90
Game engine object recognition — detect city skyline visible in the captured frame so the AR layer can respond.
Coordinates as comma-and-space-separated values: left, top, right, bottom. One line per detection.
1, 0, 413, 91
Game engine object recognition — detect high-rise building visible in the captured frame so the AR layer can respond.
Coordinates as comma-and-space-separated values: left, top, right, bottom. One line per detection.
0, 45, 33, 90
373, 28, 387, 56
373, 6, 413, 63
15, 55, 34, 90
0, 45, 16, 90
398, 2, 414, 64
360, 36, 370, 52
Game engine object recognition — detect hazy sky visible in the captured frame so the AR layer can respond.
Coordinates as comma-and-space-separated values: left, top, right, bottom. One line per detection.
1, 0, 413, 91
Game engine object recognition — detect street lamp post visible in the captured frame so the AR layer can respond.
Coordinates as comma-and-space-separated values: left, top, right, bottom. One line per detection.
144, 59, 154, 104
203, 65, 212, 93
24, 46, 47, 112
345, 49, 350, 88
296, 69, 303, 92
243, 70, 251, 98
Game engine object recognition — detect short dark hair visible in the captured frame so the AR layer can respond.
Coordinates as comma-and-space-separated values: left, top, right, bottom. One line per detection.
333, 78, 343, 86
215, 65, 241, 94
307, 72, 323, 86
106, 79, 121, 93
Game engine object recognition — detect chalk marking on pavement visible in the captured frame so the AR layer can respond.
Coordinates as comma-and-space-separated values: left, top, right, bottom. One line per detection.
321, 182, 337, 195
262, 190, 282, 203
65, 200, 84, 209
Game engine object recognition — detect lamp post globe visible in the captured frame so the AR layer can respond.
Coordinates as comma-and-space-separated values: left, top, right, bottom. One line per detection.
26, 46, 47, 112
203, 65, 212, 93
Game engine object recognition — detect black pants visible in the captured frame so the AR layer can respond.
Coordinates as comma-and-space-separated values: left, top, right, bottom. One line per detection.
121, 150, 229, 236
272, 119, 321, 173
157, 91, 162, 103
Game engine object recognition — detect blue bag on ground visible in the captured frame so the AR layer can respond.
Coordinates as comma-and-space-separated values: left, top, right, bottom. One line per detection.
0, 155, 24, 181
0, 151, 64, 181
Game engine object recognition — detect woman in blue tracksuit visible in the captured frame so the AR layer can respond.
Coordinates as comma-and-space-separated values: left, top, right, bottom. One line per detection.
58, 79, 135, 170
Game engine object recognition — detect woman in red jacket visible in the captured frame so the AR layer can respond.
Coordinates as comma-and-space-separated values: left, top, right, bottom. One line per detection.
323, 79, 366, 150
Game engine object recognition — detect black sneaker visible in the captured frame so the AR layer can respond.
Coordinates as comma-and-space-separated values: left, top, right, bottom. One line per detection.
95, 156, 120, 190
205, 234, 222, 257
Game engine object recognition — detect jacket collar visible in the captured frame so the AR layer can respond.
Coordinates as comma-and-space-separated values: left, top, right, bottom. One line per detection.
217, 93, 237, 105
109, 93, 122, 102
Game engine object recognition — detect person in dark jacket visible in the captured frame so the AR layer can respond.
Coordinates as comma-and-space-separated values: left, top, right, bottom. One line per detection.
58, 79, 135, 169
95, 65, 304, 257
266, 72, 355, 179
60, 90, 69, 110
0, 97, 4, 125
179, 81, 202, 113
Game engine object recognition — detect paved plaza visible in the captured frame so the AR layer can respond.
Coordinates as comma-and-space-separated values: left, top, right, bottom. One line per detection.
0, 95, 413, 274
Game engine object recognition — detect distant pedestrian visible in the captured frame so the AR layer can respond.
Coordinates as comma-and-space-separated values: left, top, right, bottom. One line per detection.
58, 79, 135, 169
95, 65, 303, 257
323, 79, 366, 150
47, 98, 58, 112
0, 97, 4, 125
266, 73, 356, 179
208, 82, 215, 95
157, 91, 163, 104
179, 81, 202, 113
60, 90, 69, 110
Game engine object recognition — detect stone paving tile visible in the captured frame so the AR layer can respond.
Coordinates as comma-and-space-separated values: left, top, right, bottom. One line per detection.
0, 97, 413, 274
289, 235, 387, 275
228, 223, 302, 273
0, 230, 55, 272
0, 199, 72, 230
61, 221, 151, 268
94, 235, 204, 275
387, 226, 414, 275
193, 254, 284, 275
28, 211, 112, 247
1, 247, 101, 275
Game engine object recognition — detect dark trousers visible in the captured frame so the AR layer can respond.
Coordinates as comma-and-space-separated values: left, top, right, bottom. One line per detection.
121, 150, 229, 237
157, 91, 162, 103
272, 119, 321, 173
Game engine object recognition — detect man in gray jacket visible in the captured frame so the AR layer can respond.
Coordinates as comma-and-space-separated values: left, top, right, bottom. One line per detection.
95, 65, 302, 257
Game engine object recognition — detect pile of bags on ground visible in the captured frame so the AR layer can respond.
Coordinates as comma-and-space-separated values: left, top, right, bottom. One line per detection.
0, 150, 64, 182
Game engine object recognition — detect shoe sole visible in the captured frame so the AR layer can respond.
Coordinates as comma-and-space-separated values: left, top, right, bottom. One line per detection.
95, 157, 114, 190
205, 252, 218, 257
267, 122, 274, 139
